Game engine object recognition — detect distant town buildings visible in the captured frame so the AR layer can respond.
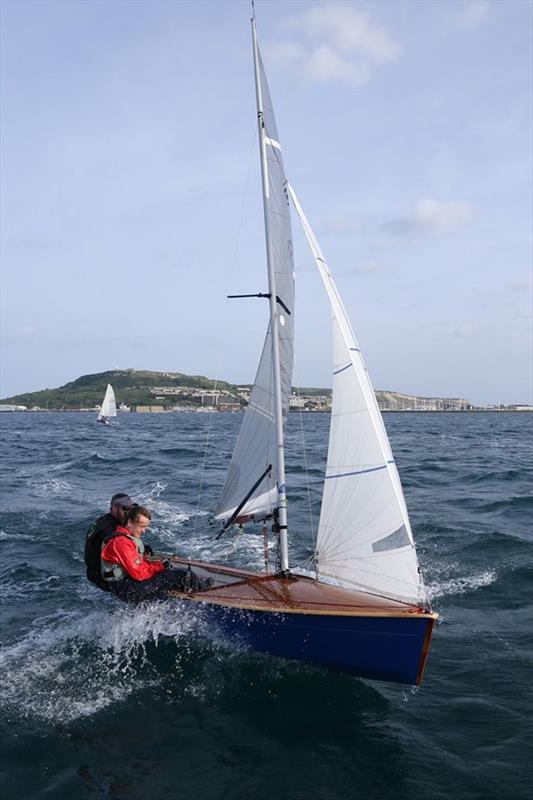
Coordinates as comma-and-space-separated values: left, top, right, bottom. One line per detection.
149, 387, 242, 408
289, 394, 331, 411
1, 383, 532, 414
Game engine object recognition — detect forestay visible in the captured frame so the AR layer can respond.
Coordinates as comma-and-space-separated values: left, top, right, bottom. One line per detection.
98, 384, 117, 420
215, 47, 295, 523
289, 186, 426, 606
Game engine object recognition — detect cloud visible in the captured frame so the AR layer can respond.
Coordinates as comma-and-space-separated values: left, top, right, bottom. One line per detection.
320, 213, 366, 235
456, 1, 489, 30
414, 199, 474, 233
269, 4, 401, 87
382, 198, 474, 237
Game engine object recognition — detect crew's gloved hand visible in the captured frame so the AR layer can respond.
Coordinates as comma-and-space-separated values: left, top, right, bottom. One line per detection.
162, 559, 170, 569
144, 544, 154, 556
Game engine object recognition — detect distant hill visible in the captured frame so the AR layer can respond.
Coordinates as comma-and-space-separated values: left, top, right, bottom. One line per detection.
0, 369, 469, 411
0, 369, 245, 410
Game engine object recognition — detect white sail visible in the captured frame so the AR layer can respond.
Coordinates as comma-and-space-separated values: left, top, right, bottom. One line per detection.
97, 384, 117, 420
215, 47, 294, 523
289, 186, 426, 605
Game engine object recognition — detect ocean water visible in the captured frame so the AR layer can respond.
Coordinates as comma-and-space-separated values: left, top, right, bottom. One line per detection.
0, 411, 531, 800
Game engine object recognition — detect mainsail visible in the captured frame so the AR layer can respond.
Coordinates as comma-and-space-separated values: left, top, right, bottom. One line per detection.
289, 186, 426, 605
215, 47, 295, 523
97, 384, 117, 420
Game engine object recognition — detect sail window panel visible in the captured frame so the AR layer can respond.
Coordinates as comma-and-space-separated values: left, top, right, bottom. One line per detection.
318, 472, 421, 601
318, 552, 423, 604
372, 526, 410, 553
318, 549, 423, 602
317, 427, 422, 600
317, 446, 422, 602
317, 470, 422, 600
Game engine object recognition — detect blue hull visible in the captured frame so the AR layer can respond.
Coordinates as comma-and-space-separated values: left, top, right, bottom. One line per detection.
203, 603, 433, 685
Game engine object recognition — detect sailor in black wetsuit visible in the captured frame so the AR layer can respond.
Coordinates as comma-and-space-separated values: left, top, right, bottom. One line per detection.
84, 493, 151, 591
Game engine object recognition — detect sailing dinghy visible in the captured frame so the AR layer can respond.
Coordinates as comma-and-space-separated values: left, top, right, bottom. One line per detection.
163, 20, 437, 686
97, 383, 117, 425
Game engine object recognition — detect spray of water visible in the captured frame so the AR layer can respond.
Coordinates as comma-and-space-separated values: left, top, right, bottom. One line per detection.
0, 599, 229, 725
427, 569, 496, 600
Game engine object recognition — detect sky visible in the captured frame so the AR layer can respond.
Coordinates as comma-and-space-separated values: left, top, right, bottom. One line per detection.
1, 0, 531, 405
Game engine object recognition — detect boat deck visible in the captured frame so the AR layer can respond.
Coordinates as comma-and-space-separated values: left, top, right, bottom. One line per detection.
167, 556, 435, 619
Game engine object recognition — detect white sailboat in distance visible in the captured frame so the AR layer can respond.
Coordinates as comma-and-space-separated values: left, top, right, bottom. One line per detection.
96, 384, 117, 425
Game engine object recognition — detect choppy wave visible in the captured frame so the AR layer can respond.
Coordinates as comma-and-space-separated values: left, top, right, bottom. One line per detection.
33, 478, 74, 496
0, 528, 35, 541
0, 601, 225, 724
0, 566, 64, 603
477, 496, 533, 514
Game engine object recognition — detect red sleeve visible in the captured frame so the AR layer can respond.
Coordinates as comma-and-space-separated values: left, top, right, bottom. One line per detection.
102, 537, 165, 581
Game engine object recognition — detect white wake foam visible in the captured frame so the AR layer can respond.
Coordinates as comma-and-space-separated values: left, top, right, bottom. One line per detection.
0, 600, 218, 725
427, 569, 496, 599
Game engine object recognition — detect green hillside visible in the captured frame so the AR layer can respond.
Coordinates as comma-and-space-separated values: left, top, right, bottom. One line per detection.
1, 369, 470, 411
0, 369, 246, 410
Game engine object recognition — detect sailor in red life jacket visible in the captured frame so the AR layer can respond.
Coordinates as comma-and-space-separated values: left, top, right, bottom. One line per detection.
101, 505, 211, 601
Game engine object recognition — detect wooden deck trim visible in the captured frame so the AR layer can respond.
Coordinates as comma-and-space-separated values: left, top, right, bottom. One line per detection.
166, 555, 259, 579
168, 590, 438, 620
165, 557, 438, 621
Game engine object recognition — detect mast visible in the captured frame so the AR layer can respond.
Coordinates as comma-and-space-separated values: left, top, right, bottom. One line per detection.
251, 17, 290, 573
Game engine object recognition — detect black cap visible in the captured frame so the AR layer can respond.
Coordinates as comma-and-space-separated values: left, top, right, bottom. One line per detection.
110, 493, 136, 509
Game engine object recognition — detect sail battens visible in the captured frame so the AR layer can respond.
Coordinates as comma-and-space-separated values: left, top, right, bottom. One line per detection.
331, 407, 370, 418
265, 136, 281, 150
325, 464, 388, 480
248, 402, 275, 422
333, 362, 352, 375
